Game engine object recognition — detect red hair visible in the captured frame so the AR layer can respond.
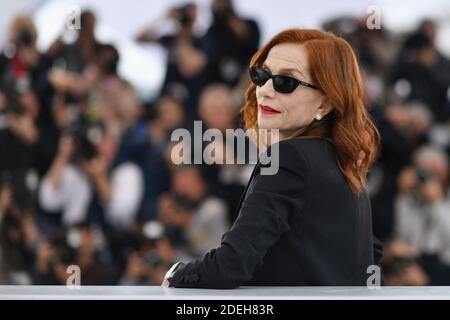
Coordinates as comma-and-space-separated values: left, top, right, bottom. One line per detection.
242, 29, 380, 195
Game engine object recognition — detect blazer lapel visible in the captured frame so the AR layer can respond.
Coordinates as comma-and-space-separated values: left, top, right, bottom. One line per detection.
233, 162, 261, 218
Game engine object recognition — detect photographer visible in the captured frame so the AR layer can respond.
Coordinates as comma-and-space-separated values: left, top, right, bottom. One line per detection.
394, 145, 450, 284
119, 221, 176, 285
33, 234, 74, 285
47, 43, 122, 101
387, 30, 450, 123
0, 184, 12, 226
369, 102, 433, 240
0, 17, 42, 175
47, 10, 100, 73
157, 165, 229, 259
38, 131, 92, 227
0, 15, 56, 182
382, 239, 429, 286
0, 174, 39, 284
133, 94, 185, 222
32, 223, 117, 285
0, 90, 39, 145
135, 2, 209, 119
204, 0, 260, 86
38, 121, 144, 231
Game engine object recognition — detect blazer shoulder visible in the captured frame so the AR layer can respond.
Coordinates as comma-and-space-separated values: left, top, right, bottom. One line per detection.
290, 138, 336, 159
266, 138, 330, 160
288, 137, 333, 148
260, 138, 311, 177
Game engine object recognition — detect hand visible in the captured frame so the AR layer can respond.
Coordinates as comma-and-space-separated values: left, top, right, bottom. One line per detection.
81, 157, 108, 179
0, 185, 12, 210
176, 42, 207, 78
37, 241, 54, 262
7, 113, 39, 144
36, 240, 55, 273
19, 91, 39, 119
385, 106, 411, 129
52, 93, 68, 129
397, 263, 429, 286
0, 91, 6, 111
48, 69, 69, 92
57, 134, 76, 161
135, 30, 154, 42
161, 262, 185, 288
0, 186, 13, 222
416, 47, 437, 67
18, 47, 39, 67
385, 239, 419, 259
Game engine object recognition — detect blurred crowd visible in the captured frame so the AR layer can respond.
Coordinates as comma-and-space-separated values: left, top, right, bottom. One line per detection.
1, 0, 450, 286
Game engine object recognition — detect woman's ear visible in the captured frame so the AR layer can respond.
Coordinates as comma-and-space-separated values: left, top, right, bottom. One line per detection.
317, 97, 333, 118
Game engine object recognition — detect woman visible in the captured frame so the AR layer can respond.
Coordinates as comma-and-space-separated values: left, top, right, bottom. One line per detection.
162, 28, 382, 288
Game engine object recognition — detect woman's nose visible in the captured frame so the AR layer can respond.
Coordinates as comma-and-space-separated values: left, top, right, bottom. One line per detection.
257, 78, 275, 98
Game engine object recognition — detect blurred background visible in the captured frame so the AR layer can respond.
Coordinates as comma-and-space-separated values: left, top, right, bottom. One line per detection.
1, 0, 450, 286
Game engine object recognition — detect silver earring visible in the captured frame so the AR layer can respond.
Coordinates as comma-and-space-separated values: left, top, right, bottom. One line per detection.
315, 114, 322, 120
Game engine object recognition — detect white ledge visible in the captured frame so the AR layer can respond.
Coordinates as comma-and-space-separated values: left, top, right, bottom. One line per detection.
1, 286, 450, 300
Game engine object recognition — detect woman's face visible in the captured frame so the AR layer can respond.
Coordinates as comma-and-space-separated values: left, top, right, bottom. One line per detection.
256, 43, 328, 139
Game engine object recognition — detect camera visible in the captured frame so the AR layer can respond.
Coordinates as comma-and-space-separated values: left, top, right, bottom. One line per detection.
143, 251, 164, 270
16, 29, 34, 49
0, 170, 32, 211
384, 255, 417, 276
176, 3, 195, 27
212, 0, 235, 21
1, 93, 27, 117
46, 232, 76, 266
414, 167, 434, 185
63, 120, 103, 161
171, 193, 199, 212
0, 74, 30, 118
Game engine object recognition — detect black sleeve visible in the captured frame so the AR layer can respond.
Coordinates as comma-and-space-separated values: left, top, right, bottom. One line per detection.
157, 35, 175, 48
373, 236, 384, 266
169, 141, 309, 289
242, 19, 260, 58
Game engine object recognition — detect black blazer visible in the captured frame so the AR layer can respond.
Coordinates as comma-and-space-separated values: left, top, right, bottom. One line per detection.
169, 138, 383, 288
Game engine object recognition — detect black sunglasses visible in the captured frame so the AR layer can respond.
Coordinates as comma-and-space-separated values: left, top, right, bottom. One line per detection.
249, 66, 319, 93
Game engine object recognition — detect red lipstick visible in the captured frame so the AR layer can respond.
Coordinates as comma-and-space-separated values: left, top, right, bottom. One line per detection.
259, 105, 281, 115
